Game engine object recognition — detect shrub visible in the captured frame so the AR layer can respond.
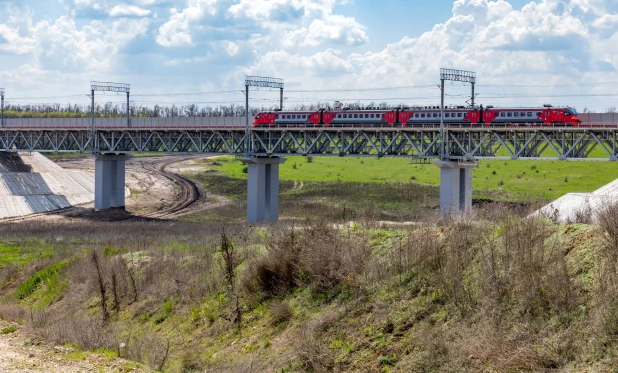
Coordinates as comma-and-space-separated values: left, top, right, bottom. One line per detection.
242, 229, 301, 298
269, 301, 292, 325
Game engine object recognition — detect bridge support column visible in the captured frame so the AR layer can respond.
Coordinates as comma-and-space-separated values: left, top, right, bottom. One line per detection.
95, 154, 129, 211
241, 157, 286, 222
435, 161, 475, 217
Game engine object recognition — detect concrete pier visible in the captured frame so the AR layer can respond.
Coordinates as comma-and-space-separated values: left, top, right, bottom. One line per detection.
95, 154, 129, 210
241, 157, 286, 222
435, 160, 475, 216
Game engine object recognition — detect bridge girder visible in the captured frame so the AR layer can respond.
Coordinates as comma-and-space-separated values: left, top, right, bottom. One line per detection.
0, 128, 616, 160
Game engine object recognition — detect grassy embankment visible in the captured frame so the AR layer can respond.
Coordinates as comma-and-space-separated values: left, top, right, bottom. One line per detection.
212, 155, 618, 200
1, 211, 618, 372
179, 155, 618, 222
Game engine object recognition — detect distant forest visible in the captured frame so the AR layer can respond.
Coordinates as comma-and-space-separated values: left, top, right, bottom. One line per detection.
0, 101, 393, 118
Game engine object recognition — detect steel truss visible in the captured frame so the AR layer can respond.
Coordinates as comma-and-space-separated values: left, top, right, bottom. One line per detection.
1, 128, 618, 160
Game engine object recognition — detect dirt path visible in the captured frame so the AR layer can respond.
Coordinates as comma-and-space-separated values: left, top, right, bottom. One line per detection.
0, 320, 148, 372
35, 155, 231, 221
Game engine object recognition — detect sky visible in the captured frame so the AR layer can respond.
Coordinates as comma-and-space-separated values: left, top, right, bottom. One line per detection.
0, 0, 617, 111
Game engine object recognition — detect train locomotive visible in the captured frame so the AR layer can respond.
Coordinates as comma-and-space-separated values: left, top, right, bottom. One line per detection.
253, 105, 581, 127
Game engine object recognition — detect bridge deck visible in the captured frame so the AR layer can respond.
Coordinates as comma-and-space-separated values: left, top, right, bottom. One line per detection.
1, 119, 618, 160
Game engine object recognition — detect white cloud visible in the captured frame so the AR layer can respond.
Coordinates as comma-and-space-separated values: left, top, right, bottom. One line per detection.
223, 40, 239, 56
240, 0, 618, 109
0, 6, 150, 71
591, 13, 618, 28
284, 14, 368, 46
156, 0, 218, 47
109, 5, 152, 17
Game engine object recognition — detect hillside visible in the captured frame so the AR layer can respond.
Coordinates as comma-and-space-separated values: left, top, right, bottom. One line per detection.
1, 207, 618, 372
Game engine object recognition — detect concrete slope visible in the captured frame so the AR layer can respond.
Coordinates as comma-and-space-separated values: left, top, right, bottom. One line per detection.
533, 178, 618, 223
0, 153, 96, 219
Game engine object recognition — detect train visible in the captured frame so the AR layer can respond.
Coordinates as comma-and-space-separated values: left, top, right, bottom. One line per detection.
253, 105, 582, 127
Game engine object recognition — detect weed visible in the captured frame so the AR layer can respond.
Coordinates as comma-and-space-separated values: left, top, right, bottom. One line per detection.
1, 325, 17, 334
15, 259, 70, 300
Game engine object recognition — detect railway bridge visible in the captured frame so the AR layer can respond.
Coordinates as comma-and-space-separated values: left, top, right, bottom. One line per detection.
1, 116, 618, 221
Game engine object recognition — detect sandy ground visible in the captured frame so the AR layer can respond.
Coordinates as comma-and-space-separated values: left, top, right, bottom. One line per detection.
0, 320, 148, 373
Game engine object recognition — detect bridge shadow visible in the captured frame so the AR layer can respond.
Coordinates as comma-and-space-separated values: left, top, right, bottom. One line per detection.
0, 152, 72, 217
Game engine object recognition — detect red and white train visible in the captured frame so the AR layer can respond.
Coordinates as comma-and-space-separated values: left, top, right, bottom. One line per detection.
254, 105, 581, 127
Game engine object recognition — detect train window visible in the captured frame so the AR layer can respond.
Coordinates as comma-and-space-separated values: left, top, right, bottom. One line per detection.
527, 112, 532, 117
432, 113, 437, 117
458, 113, 463, 117
445, 113, 450, 118
564, 112, 570, 116
364, 114, 368, 118
292, 115, 296, 119
421, 114, 426, 118
354, 114, 358, 118
370, 114, 375, 118
537, 112, 541, 116
500, 112, 505, 117
507, 112, 513, 117
514, 112, 520, 117
343, 114, 347, 118
414, 114, 419, 118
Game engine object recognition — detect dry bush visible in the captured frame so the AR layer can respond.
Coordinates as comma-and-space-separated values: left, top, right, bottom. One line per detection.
243, 223, 370, 299
299, 223, 370, 292
44, 315, 116, 351
242, 228, 301, 298
0, 263, 20, 288
593, 202, 618, 339
269, 300, 292, 325
479, 216, 575, 317
205, 356, 264, 373
569, 203, 594, 225
0, 304, 25, 321
291, 309, 345, 372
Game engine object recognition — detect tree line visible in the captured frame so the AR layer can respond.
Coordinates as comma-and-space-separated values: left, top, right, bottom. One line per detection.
0, 101, 398, 118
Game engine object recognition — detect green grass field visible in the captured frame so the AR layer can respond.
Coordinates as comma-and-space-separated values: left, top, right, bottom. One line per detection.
211, 156, 618, 200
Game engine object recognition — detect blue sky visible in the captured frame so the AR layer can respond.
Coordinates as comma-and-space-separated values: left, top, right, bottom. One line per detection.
0, 0, 617, 111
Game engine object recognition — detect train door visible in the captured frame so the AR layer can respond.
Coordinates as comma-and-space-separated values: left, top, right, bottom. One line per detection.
309, 113, 321, 125
322, 112, 335, 126
384, 112, 397, 125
